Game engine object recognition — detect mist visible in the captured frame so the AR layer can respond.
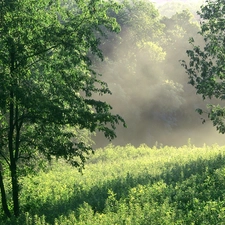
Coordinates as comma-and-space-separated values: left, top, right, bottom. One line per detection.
92, 0, 225, 148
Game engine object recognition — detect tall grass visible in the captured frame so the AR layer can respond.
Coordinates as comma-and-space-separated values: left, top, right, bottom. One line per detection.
1, 142, 225, 224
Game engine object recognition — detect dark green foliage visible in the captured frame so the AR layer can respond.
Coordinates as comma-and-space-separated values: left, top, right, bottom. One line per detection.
0, 0, 125, 217
182, 0, 225, 133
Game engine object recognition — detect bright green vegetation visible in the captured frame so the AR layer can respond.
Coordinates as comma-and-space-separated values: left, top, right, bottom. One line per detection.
1, 143, 225, 224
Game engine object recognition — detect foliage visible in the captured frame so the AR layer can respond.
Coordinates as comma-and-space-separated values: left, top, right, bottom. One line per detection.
2, 143, 225, 224
182, 0, 225, 133
0, 0, 125, 217
161, 9, 201, 82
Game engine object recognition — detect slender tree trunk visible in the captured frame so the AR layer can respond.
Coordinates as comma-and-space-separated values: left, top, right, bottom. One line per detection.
8, 38, 20, 217
10, 159, 19, 217
0, 170, 11, 218
8, 91, 20, 217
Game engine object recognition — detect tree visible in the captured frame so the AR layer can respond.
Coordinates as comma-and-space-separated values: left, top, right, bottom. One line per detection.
0, 0, 125, 218
182, 0, 225, 133
161, 9, 201, 83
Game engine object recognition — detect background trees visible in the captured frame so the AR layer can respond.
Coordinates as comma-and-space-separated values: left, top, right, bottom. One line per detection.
93, 0, 222, 147
0, 0, 125, 217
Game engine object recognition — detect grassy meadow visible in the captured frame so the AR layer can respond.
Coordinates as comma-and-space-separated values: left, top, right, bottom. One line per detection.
2, 142, 225, 224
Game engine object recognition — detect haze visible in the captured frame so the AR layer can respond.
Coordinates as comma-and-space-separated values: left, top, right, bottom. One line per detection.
93, 0, 225, 148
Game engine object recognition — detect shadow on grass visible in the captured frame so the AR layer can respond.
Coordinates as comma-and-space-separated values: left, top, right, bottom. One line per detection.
13, 153, 225, 224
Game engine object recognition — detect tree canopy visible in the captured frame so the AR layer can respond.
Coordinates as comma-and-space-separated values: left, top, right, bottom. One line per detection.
182, 0, 225, 133
0, 0, 125, 217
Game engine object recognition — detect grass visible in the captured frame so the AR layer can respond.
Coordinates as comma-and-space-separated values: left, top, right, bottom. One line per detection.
1, 142, 225, 224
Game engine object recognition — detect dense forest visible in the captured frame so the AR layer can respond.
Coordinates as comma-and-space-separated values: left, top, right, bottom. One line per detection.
93, 0, 225, 148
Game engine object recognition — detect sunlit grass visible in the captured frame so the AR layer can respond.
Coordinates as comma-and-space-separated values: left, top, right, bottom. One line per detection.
1, 142, 225, 224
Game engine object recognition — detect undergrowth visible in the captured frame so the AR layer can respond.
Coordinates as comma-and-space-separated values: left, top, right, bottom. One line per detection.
1, 142, 225, 224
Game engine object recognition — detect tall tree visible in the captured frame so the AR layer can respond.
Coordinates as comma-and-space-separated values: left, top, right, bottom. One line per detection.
182, 0, 225, 133
0, 0, 125, 217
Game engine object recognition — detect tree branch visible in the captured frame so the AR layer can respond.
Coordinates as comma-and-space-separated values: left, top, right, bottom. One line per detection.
0, 152, 10, 167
